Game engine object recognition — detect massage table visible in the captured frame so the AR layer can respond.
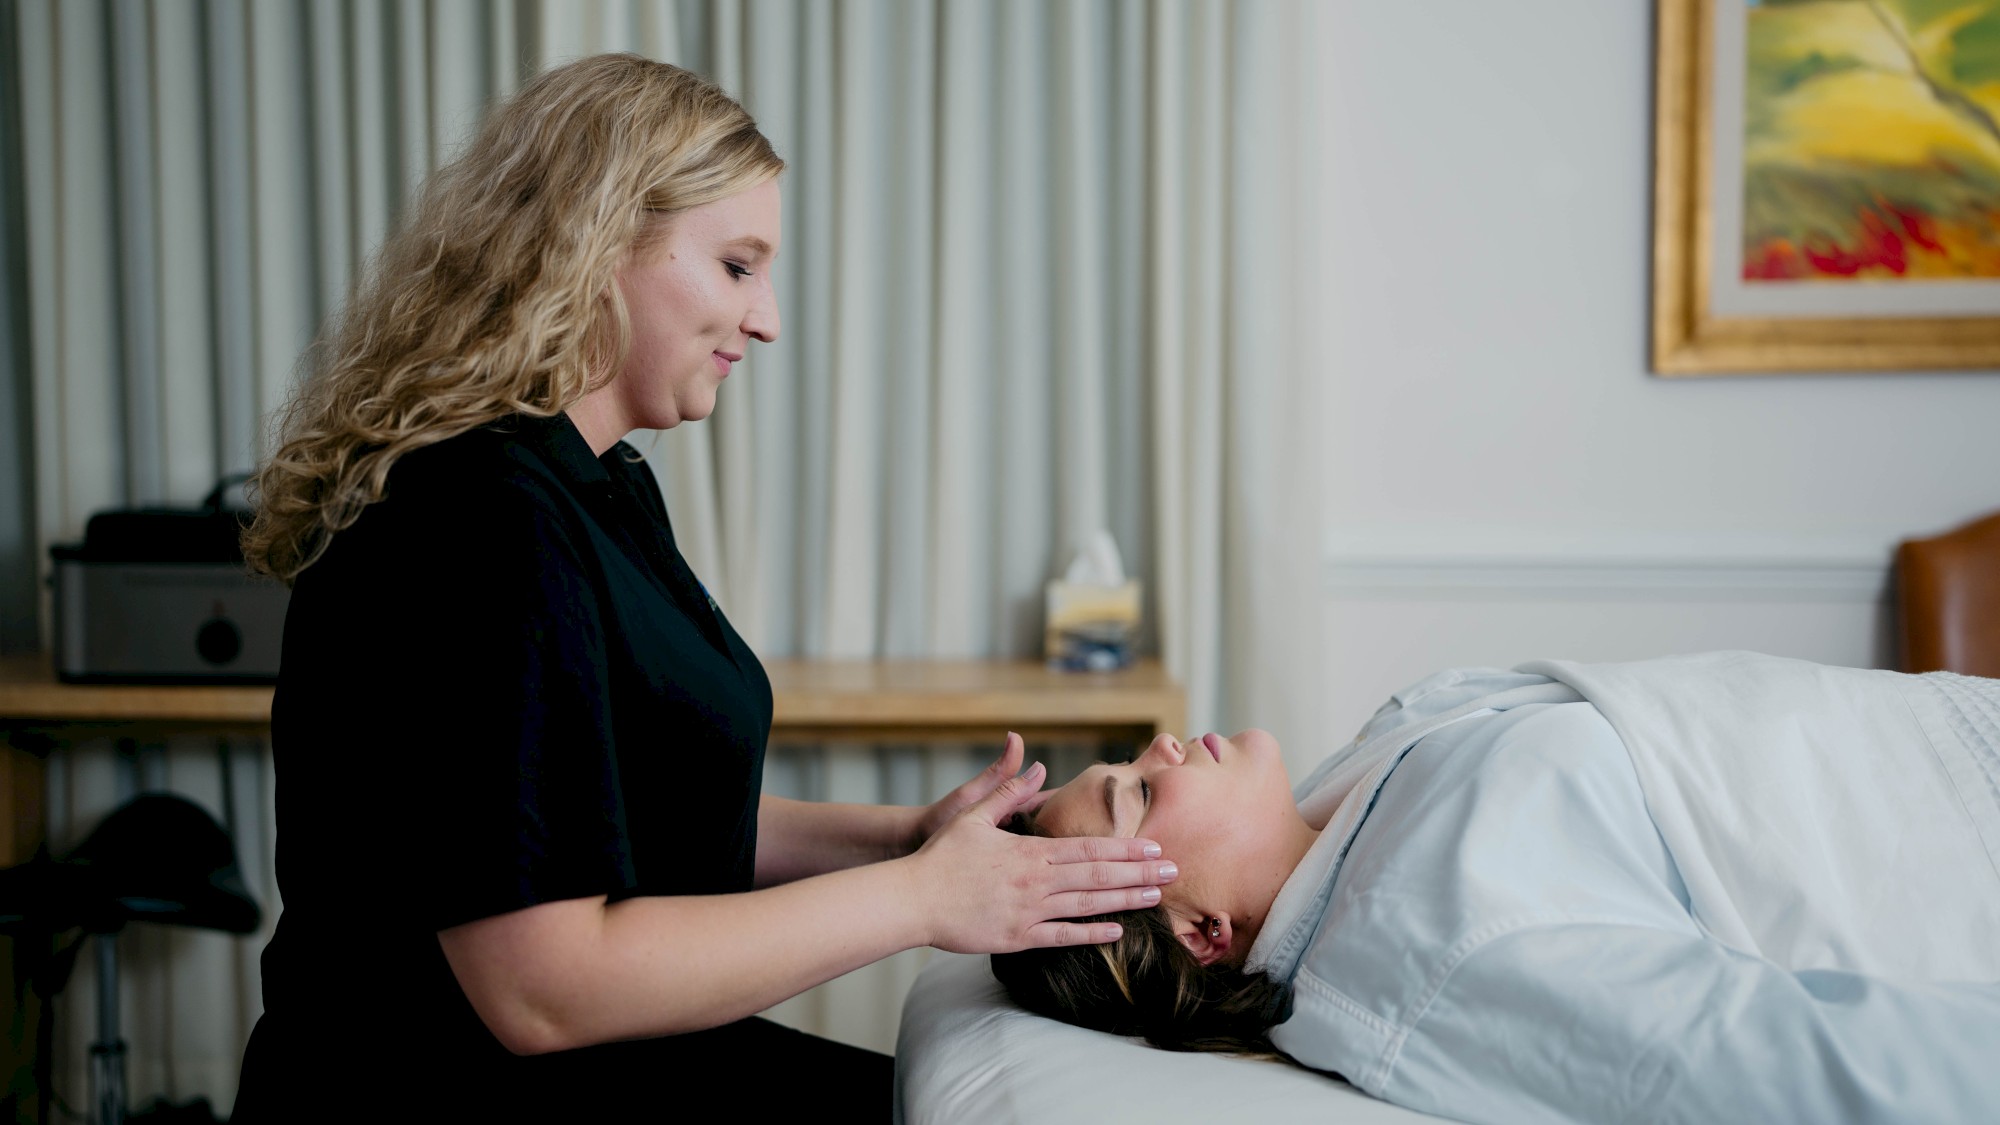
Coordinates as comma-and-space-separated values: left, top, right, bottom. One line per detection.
895, 952, 1453, 1124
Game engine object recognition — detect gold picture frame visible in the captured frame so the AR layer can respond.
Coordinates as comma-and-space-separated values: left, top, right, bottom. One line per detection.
1651, 0, 2000, 375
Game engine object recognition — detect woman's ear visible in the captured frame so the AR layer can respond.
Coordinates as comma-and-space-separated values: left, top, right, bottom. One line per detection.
1172, 911, 1234, 967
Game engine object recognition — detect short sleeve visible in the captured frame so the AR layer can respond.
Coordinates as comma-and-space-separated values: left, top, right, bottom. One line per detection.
372, 478, 635, 930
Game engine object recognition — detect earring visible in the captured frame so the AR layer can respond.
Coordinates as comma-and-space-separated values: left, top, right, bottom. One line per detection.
1208, 919, 1221, 940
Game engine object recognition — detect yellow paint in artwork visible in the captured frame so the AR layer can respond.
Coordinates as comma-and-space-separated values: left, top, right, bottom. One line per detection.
1750, 70, 2000, 172
1751, 1, 1909, 71
1747, 1, 2000, 174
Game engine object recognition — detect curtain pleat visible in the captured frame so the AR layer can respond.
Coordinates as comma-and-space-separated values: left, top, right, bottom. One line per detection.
734, 0, 796, 653
347, 1, 393, 262
1148, 2, 1190, 719
927, 0, 993, 658
250, 4, 320, 458
791, 0, 837, 656
111, 0, 162, 504
1192, 0, 1231, 740
1110, 0, 1149, 645
51, 0, 123, 538
821, 0, 885, 657
4, 0, 1321, 1102
155, 8, 220, 504
880, 4, 936, 661
991, 0, 1055, 660
206, 1, 259, 479
1054, 0, 1108, 557
18, 0, 61, 652
307, 1, 353, 321
0, 0, 40, 650
429, 0, 490, 158
395, 0, 431, 179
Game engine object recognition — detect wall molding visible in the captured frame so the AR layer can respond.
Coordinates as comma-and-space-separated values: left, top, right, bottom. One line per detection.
1324, 551, 1892, 603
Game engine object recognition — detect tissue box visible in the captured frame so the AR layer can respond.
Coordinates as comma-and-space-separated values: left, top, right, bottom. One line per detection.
1044, 580, 1141, 672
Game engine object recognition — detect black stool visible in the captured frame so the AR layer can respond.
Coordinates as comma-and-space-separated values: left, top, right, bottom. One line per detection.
0, 794, 261, 1125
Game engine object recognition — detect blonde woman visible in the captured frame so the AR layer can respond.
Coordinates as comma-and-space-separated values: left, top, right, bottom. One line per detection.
232, 55, 1175, 1119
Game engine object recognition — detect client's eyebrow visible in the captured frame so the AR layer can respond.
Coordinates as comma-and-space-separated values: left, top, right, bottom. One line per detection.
724, 235, 773, 260
1101, 773, 1125, 836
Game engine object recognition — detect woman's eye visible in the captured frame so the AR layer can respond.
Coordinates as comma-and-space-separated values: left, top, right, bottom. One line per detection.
723, 260, 751, 279
1140, 780, 1151, 805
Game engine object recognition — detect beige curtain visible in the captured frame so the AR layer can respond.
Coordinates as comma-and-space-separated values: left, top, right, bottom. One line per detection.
6, 0, 1321, 1108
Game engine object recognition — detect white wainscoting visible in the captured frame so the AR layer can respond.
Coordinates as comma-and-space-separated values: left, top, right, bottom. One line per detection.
1315, 541, 1895, 764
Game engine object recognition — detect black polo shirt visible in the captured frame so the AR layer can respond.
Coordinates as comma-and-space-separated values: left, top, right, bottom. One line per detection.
239, 412, 772, 1113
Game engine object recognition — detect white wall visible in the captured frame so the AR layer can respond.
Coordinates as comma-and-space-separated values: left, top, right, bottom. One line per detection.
1312, 1, 2000, 738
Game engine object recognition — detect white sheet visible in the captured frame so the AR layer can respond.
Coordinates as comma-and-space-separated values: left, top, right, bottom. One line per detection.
1256, 656, 2000, 1123
895, 953, 1453, 1125
1520, 652, 2000, 976
897, 655, 2000, 1124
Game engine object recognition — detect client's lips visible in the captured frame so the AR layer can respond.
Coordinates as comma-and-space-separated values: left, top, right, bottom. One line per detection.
1201, 732, 1223, 761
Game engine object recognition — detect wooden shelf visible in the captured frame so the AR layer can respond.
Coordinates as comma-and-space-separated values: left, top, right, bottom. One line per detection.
0, 656, 274, 725
0, 655, 1184, 865
767, 658, 1183, 739
0, 655, 1182, 737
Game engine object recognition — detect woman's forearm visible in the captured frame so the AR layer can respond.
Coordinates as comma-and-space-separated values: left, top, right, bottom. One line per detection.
441, 768, 1170, 1057
753, 793, 920, 887
440, 858, 931, 1054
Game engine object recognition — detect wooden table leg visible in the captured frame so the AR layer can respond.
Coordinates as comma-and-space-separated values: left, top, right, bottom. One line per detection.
3, 735, 50, 1125
1, 736, 47, 867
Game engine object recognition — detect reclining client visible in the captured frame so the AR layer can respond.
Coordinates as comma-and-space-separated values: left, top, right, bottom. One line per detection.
993, 651, 2000, 1125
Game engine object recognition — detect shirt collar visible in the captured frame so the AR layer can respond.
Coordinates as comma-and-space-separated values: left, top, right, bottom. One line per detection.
503, 411, 615, 487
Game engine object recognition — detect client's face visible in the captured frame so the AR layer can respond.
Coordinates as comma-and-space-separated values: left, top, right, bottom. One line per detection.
1035, 730, 1317, 964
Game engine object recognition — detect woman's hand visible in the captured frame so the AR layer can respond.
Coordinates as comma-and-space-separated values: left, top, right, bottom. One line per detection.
902, 755, 1178, 953
907, 732, 1051, 851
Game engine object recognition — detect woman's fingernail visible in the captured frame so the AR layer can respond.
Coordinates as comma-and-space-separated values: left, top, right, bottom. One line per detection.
1104, 924, 1123, 940
1142, 843, 1162, 858
1157, 862, 1178, 880
1140, 886, 1161, 903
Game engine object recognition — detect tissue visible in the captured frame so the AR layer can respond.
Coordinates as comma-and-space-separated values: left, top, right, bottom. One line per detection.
1045, 530, 1142, 672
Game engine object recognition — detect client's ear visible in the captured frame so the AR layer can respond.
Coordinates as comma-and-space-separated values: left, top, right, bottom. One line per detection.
1173, 912, 1234, 967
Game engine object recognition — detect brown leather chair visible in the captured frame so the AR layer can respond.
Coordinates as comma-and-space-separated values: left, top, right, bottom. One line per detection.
1896, 509, 2000, 677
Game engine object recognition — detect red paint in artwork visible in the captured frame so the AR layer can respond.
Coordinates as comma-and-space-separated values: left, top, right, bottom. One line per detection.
1894, 207, 1943, 254
1743, 202, 1950, 280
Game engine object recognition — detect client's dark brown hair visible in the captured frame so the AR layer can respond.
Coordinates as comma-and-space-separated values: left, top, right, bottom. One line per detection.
990, 811, 1292, 1056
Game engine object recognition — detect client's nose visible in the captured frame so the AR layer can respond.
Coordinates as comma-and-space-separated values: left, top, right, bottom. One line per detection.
1140, 732, 1186, 766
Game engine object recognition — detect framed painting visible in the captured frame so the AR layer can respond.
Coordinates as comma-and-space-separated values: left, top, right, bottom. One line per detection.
1653, 0, 2000, 374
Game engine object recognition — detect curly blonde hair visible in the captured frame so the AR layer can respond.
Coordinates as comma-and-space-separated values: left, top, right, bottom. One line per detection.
243, 54, 783, 583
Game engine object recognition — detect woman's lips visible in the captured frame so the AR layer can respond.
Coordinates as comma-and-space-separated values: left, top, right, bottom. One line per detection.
1201, 732, 1223, 761
711, 352, 733, 377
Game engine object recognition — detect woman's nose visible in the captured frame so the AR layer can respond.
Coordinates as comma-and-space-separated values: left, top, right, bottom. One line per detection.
743, 285, 779, 343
